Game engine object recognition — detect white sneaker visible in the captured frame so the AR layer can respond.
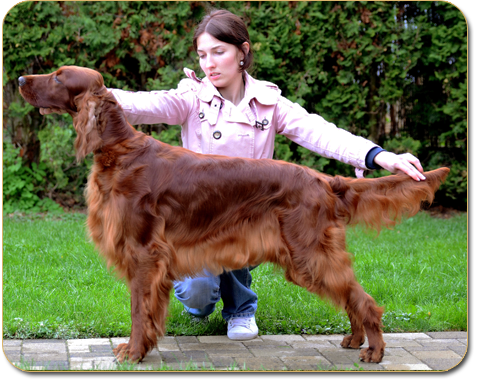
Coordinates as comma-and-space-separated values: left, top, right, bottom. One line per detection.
227, 316, 258, 340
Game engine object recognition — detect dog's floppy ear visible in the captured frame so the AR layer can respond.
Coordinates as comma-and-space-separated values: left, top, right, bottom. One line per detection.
73, 91, 103, 161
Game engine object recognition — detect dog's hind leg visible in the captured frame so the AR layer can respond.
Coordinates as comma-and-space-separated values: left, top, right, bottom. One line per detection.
284, 225, 385, 363
339, 282, 385, 363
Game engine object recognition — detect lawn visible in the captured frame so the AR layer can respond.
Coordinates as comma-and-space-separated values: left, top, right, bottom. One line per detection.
2, 211, 467, 339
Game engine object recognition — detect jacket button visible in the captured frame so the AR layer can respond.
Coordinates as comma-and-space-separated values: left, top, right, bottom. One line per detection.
262, 118, 269, 126
213, 131, 222, 140
199, 112, 205, 119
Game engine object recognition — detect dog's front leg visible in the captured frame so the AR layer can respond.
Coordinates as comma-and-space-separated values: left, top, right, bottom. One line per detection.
113, 278, 150, 363
113, 248, 173, 364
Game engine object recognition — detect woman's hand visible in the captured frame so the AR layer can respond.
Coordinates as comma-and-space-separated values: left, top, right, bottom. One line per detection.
373, 151, 426, 181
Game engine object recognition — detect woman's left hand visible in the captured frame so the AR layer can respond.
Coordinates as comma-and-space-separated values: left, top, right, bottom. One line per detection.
373, 151, 426, 181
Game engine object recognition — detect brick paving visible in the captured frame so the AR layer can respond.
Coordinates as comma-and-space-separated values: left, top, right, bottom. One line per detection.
3, 331, 467, 372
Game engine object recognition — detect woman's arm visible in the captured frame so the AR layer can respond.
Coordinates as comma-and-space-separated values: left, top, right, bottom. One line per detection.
40, 81, 197, 127
275, 96, 425, 180
108, 83, 196, 126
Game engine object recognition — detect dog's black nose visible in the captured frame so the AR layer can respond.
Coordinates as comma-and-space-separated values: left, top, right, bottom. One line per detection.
18, 76, 26, 87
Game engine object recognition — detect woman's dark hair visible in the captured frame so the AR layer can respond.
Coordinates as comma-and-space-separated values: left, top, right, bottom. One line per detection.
193, 9, 253, 72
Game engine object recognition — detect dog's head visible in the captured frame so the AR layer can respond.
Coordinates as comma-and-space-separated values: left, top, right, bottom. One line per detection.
19, 66, 105, 115
19, 66, 110, 160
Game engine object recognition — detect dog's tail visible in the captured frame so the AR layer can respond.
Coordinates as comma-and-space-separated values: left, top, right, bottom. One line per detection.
327, 167, 450, 231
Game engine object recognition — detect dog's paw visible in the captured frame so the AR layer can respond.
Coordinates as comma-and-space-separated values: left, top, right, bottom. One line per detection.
113, 343, 141, 364
340, 334, 365, 349
359, 346, 384, 363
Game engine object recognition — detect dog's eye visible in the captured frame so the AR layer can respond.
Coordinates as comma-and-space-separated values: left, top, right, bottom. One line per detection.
54, 76, 62, 84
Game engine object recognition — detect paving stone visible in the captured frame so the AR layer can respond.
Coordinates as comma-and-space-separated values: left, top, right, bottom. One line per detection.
3, 340, 22, 346
4, 351, 21, 363
183, 350, 210, 362
176, 336, 199, 344
320, 348, 364, 364
290, 340, 333, 349
31, 360, 70, 371
157, 336, 177, 344
352, 361, 386, 371
22, 352, 68, 362
421, 358, 463, 371
157, 361, 212, 371
208, 355, 236, 368
303, 334, 345, 342
198, 335, 263, 344
410, 349, 462, 362
384, 347, 416, 357
249, 346, 320, 358
94, 360, 118, 370
4, 345, 22, 353
205, 348, 254, 358
246, 342, 291, 349
68, 344, 90, 353
404, 345, 451, 352
70, 356, 115, 364
329, 339, 369, 348
383, 332, 431, 340
379, 352, 423, 365
90, 345, 114, 354
382, 363, 432, 371
198, 335, 230, 343
235, 356, 286, 371
418, 338, 464, 346
179, 342, 246, 351
426, 331, 467, 339
250, 339, 290, 347
67, 338, 110, 346
380, 339, 423, 348
23, 340, 66, 354
1, 332, 468, 371
160, 350, 192, 364
447, 344, 467, 356
110, 337, 130, 347
70, 360, 94, 370
70, 352, 114, 358
281, 355, 332, 371
260, 335, 305, 342
138, 350, 163, 369
156, 343, 181, 352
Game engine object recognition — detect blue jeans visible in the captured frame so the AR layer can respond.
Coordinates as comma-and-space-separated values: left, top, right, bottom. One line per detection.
173, 267, 257, 321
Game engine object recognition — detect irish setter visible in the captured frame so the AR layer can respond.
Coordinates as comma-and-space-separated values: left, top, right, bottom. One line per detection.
19, 66, 449, 364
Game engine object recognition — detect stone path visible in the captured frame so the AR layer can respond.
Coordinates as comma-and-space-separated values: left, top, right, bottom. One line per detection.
3, 331, 467, 372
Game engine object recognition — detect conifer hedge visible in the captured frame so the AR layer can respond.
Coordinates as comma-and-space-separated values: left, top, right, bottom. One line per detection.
2, 1, 467, 212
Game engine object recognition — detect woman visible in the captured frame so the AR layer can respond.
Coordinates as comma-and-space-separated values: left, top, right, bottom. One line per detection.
90, 9, 426, 340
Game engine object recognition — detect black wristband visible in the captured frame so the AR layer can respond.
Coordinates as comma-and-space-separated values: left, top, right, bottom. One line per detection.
365, 147, 386, 170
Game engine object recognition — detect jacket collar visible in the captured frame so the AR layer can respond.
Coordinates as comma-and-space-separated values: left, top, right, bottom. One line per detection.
183, 68, 280, 106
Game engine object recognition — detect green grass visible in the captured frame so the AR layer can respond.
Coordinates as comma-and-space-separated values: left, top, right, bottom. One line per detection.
2, 211, 467, 339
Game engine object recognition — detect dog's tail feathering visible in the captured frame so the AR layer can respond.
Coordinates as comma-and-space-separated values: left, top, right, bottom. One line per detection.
328, 167, 450, 231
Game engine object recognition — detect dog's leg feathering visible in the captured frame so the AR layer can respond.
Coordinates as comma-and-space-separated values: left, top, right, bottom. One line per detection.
113, 244, 173, 363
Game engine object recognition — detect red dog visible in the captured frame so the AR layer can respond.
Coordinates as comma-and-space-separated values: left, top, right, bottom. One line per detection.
19, 66, 449, 363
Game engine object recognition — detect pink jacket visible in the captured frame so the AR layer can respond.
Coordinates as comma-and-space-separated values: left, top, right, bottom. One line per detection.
110, 68, 378, 170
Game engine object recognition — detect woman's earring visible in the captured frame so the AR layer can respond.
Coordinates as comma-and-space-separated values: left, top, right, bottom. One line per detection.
240, 60, 244, 66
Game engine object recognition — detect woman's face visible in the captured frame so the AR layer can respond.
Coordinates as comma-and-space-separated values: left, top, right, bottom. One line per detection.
197, 32, 245, 91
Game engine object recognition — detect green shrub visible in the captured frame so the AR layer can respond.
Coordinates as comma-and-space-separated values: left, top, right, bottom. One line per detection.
2, 1, 467, 211
3, 139, 63, 214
